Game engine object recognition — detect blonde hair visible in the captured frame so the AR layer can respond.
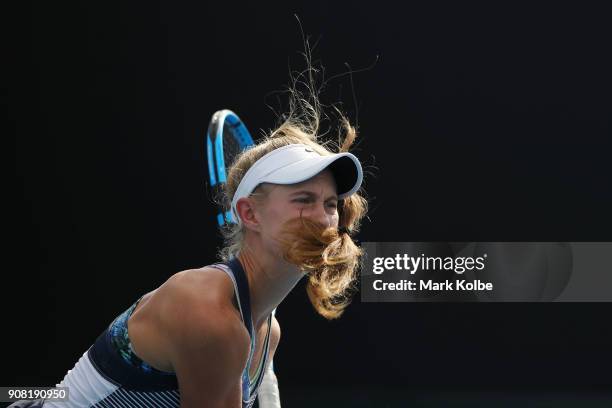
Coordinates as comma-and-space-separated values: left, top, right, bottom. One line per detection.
216, 65, 369, 319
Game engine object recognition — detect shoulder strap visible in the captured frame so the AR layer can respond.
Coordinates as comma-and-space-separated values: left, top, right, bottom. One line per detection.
249, 312, 274, 395
224, 257, 258, 405
226, 257, 254, 339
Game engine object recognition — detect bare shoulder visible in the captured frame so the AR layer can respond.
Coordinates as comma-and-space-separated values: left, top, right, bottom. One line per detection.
157, 266, 247, 341
268, 314, 282, 358
155, 267, 250, 406
271, 314, 281, 344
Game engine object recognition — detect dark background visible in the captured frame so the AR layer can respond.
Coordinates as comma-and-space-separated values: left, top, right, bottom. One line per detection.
7, 1, 612, 406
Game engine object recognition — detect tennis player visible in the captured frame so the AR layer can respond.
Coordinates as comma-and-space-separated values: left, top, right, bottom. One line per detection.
11, 109, 368, 408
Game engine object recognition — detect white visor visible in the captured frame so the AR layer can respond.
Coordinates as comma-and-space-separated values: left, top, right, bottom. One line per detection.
231, 143, 363, 224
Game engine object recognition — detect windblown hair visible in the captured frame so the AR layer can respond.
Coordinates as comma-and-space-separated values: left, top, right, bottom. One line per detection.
216, 62, 369, 319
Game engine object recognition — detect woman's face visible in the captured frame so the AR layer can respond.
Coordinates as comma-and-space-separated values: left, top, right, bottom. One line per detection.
253, 169, 339, 255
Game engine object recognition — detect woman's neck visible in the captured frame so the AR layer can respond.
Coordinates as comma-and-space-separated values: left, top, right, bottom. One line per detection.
237, 237, 305, 330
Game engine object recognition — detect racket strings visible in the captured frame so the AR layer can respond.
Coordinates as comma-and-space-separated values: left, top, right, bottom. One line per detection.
223, 121, 241, 171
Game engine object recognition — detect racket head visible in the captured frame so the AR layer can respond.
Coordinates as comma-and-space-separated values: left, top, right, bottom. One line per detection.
206, 109, 255, 227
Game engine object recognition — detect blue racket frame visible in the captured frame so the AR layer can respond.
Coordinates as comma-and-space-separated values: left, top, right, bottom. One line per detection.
206, 109, 255, 226
205, 109, 279, 394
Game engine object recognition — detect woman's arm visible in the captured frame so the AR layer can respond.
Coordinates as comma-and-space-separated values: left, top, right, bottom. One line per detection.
161, 270, 251, 408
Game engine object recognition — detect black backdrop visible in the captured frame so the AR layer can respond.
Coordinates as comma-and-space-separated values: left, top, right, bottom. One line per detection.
8, 1, 612, 406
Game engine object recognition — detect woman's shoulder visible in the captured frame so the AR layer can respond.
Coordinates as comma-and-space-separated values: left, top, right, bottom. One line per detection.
164, 265, 233, 298
127, 265, 249, 375
154, 266, 247, 339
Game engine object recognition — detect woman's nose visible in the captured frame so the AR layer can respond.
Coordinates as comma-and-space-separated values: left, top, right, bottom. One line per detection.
310, 202, 332, 228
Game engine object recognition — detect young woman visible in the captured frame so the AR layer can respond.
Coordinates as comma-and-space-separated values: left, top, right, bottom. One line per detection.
12, 103, 368, 408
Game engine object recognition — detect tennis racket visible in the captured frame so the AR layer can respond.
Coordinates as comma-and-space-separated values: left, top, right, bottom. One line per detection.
206, 109, 255, 227
205, 109, 282, 407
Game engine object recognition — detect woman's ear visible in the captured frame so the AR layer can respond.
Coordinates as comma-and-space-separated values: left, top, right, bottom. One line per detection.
236, 197, 261, 232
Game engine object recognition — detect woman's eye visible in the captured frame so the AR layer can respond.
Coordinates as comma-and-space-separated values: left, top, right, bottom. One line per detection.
293, 198, 337, 209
